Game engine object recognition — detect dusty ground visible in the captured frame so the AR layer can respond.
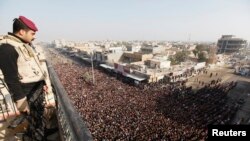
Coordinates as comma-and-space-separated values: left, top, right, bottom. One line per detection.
186, 65, 250, 124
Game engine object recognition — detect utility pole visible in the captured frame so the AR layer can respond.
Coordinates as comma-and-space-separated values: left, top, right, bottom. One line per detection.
91, 51, 95, 85
188, 33, 191, 43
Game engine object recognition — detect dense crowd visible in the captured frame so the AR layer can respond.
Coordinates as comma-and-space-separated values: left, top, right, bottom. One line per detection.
47, 49, 239, 141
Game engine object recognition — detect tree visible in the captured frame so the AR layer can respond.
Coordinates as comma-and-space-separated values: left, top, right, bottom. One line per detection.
207, 46, 218, 64
193, 50, 198, 57
197, 52, 208, 62
169, 56, 178, 65
170, 51, 189, 65
196, 44, 208, 52
176, 51, 189, 62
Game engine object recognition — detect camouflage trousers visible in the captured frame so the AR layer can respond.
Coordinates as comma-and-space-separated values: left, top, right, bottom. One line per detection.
25, 81, 46, 140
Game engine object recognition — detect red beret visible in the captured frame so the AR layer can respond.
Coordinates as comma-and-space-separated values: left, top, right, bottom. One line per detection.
19, 16, 38, 32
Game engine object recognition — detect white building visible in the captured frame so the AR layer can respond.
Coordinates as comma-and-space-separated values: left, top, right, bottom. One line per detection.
149, 59, 171, 69
126, 45, 141, 52
108, 46, 125, 53
52, 39, 66, 48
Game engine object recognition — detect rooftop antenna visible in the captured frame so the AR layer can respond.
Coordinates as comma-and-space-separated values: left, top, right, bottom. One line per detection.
188, 33, 191, 43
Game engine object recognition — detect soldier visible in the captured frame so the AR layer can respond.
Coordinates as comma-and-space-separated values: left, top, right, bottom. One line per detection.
0, 16, 56, 139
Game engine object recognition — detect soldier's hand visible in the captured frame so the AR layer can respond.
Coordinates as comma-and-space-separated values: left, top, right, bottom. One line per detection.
43, 85, 48, 93
15, 97, 30, 114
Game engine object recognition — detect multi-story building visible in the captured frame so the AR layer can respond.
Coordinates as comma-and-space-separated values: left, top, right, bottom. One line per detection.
217, 35, 247, 54
120, 52, 153, 63
140, 45, 165, 54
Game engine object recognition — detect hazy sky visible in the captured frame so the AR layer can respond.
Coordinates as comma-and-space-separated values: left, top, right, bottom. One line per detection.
0, 0, 249, 42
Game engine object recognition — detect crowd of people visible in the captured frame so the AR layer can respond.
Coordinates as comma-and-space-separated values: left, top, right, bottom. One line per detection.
156, 81, 238, 127
46, 49, 239, 140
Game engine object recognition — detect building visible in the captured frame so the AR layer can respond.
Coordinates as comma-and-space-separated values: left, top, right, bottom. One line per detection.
108, 46, 125, 53
140, 45, 165, 54
120, 52, 153, 63
217, 35, 247, 54
94, 50, 123, 64
126, 45, 141, 52
52, 39, 66, 48
145, 56, 171, 69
